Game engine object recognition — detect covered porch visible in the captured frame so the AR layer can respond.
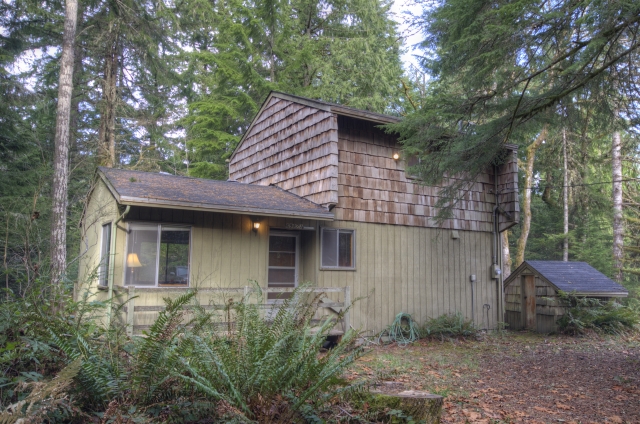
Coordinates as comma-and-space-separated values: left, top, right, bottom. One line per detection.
108, 285, 350, 336
85, 167, 348, 335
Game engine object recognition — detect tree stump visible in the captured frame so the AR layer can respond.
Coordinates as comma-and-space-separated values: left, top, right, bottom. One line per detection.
368, 390, 443, 423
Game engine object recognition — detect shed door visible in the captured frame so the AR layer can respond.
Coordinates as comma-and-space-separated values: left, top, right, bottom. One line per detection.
267, 232, 299, 301
522, 275, 536, 330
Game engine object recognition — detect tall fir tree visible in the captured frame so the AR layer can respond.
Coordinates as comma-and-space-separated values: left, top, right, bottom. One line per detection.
182, 0, 404, 179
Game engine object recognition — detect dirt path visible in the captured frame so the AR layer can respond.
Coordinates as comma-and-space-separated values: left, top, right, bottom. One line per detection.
351, 333, 640, 423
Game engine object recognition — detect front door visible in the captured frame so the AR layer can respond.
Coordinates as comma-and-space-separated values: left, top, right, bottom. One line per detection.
267, 232, 299, 301
522, 275, 536, 330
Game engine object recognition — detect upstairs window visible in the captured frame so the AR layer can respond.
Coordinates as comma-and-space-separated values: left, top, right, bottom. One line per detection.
321, 228, 355, 269
406, 154, 421, 179
99, 223, 112, 287
125, 224, 191, 287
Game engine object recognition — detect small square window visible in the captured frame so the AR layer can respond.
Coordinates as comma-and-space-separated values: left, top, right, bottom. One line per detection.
321, 228, 355, 269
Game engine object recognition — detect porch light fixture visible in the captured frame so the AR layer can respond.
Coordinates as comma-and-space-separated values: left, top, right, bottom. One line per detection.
252, 221, 261, 233
392, 153, 400, 160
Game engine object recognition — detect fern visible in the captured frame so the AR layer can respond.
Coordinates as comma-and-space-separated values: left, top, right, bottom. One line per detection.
129, 290, 199, 404
557, 292, 639, 335
168, 284, 363, 421
0, 358, 83, 423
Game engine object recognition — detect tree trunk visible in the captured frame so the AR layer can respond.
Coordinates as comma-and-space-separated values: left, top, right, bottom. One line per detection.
50, 0, 78, 290
502, 230, 512, 279
98, 27, 119, 167
515, 126, 548, 266
69, 2, 83, 154
563, 127, 569, 261
612, 130, 623, 282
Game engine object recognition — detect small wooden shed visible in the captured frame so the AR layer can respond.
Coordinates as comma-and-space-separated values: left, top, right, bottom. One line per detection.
504, 261, 628, 333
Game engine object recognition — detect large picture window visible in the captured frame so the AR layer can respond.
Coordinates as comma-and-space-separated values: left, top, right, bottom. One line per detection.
321, 228, 355, 269
99, 223, 112, 287
125, 224, 190, 287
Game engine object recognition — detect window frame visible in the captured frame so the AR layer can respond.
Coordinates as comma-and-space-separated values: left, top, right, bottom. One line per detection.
98, 222, 112, 287
405, 154, 422, 180
267, 230, 300, 303
123, 222, 192, 288
319, 227, 356, 271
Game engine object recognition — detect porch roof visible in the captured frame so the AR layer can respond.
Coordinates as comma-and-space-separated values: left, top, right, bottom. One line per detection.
98, 167, 334, 220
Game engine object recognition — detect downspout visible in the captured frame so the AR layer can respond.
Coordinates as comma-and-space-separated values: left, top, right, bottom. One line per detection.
498, 215, 504, 329
106, 205, 130, 327
493, 165, 504, 329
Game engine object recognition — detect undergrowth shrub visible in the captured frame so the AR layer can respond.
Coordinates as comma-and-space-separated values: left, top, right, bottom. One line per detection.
419, 312, 476, 339
0, 277, 111, 412
556, 292, 639, 335
166, 286, 363, 422
0, 358, 84, 423
1, 282, 362, 422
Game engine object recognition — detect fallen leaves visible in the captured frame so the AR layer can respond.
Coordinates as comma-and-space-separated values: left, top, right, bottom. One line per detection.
353, 333, 640, 424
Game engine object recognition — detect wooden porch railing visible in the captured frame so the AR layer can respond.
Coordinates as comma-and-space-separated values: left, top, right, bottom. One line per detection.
111, 285, 350, 337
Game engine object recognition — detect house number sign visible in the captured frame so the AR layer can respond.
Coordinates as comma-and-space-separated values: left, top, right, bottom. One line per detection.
285, 223, 305, 230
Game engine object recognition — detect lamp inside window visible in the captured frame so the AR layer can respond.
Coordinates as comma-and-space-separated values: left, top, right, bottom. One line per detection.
125, 224, 190, 287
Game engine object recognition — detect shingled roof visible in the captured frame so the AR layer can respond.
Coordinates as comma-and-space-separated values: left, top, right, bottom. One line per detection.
505, 260, 628, 297
97, 167, 334, 220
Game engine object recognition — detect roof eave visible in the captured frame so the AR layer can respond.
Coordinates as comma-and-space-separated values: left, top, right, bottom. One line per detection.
118, 196, 335, 221
97, 168, 123, 203
329, 105, 400, 124
562, 291, 629, 298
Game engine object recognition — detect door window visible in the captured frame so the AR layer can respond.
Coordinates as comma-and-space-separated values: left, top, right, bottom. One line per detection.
268, 233, 298, 300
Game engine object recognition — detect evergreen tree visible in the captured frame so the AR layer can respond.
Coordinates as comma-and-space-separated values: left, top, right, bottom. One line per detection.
390, 0, 640, 221
182, 0, 404, 179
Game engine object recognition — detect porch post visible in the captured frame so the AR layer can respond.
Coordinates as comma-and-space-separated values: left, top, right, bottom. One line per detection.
343, 286, 350, 333
244, 285, 250, 301
126, 285, 135, 337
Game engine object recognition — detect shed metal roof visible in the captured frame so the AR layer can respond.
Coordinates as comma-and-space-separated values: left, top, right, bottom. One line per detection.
505, 260, 628, 297
98, 167, 334, 220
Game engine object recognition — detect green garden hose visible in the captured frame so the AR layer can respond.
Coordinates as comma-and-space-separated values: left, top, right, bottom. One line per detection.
378, 312, 420, 346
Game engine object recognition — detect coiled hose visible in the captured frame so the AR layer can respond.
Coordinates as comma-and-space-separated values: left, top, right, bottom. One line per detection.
377, 312, 420, 346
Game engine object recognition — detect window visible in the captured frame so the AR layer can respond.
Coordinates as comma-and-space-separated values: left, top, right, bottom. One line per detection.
406, 155, 421, 179
99, 223, 112, 286
125, 224, 191, 287
321, 228, 355, 269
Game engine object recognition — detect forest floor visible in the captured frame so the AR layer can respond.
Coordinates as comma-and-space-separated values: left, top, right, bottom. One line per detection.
349, 331, 640, 423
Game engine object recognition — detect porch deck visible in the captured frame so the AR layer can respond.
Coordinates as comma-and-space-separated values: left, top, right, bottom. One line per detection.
109, 285, 350, 337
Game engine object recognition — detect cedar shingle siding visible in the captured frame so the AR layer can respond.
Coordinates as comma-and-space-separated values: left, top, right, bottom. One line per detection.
229, 96, 339, 207
231, 93, 520, 232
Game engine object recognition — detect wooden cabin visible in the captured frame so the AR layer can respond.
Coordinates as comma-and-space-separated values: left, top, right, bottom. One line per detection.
77, 92, 520, 335
504, 260, 628, 333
